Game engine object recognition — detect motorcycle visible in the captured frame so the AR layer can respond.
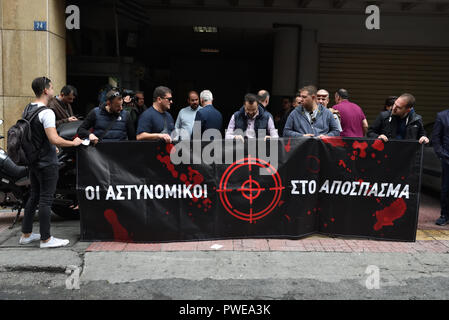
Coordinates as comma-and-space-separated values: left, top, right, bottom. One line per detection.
0, 120, 82, 228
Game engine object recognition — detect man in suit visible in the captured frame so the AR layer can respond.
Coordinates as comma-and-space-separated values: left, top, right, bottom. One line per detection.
432, 109, 449, 225
193, 90, 223, 138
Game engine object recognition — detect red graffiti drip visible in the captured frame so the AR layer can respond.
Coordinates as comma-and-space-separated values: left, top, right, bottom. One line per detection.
322, 136, 346, 147
104, 209, 132, 242
285, 139, 291, 153
373, 198, 407, 231
372, 140, 385, 151
352, 141, 368, 159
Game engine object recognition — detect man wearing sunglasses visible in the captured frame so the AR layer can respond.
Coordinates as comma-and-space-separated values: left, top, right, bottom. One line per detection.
283, 85, 340, 138
137, 86, 175, 143
77, 89, 136, 144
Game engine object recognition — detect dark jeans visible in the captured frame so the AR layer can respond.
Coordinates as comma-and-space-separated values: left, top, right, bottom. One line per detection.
21, 165, 59, 241
441, 161, 449, 218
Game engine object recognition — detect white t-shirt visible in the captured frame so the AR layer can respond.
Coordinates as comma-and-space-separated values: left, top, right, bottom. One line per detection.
33, 102, 56, 129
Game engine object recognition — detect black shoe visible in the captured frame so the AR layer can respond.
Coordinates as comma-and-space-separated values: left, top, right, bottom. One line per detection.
436, 216, 449, 226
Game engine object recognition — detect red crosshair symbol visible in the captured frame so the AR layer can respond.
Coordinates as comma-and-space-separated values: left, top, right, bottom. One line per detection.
217, 156, 284, 223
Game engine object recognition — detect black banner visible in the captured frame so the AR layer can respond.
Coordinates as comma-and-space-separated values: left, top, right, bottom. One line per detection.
77, 137, 423, 242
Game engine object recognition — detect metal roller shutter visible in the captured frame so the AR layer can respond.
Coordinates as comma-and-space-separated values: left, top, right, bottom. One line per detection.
318, 44, 449, 126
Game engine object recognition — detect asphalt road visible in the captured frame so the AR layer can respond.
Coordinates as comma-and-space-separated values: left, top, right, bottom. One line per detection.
0, 189, 447, 302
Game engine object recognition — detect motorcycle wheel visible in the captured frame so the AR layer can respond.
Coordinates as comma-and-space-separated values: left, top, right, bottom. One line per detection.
52, 194, 80, 220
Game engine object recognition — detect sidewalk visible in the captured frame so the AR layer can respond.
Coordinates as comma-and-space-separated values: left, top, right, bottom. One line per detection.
1, 190, 447, 255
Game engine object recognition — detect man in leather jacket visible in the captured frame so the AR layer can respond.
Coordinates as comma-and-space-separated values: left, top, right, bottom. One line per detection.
367, 93, 429, 144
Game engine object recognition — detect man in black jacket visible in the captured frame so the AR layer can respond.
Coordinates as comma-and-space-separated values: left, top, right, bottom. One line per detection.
367, 93, 429, 144
432, 109, 449, 225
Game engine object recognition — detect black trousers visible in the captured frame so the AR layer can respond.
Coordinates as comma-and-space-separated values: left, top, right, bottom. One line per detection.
21, 165, 59, 241
442, 162, 449, 218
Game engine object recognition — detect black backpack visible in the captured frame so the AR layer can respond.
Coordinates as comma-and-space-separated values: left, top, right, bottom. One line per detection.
7, 104, 47, 166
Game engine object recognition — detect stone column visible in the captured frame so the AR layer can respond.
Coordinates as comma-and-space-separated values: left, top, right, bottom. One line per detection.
0, 0, 66, 147
271, 25, 301, 97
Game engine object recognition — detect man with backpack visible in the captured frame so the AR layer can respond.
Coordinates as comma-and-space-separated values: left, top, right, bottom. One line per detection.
13, 77, 83, 248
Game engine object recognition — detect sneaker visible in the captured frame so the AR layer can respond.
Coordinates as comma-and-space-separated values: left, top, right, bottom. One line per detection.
19, 233, 41, 245
435, 216, 449, 226
40, 236, 70, 249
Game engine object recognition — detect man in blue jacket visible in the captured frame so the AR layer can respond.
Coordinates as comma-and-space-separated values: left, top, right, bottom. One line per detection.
432, 109, 449, 225
283, 85, 340, 138
77, 89, 136, 143
193, 90, 223, 138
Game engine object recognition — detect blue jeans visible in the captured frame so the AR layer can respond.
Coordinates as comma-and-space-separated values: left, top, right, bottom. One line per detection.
21, 165, 59, 241
441, 162, 449, 218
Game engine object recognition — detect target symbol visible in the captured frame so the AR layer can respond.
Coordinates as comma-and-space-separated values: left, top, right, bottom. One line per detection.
217, 157, 284, 223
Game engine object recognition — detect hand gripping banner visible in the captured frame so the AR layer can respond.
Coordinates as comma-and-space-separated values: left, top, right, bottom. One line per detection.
77, 137, 423, 242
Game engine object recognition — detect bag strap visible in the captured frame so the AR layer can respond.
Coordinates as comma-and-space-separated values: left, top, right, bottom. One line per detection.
23, 104, 48, 122
98, 115, 120, 141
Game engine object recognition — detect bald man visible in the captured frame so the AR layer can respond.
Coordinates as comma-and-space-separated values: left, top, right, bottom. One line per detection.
317, 89, 342, 133
257, 90, 270, 108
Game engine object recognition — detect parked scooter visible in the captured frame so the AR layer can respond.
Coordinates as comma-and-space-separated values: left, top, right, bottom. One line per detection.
0, 120, 82, 228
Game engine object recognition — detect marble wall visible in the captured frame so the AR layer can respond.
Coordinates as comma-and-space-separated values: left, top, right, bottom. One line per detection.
0, 0, 66, 148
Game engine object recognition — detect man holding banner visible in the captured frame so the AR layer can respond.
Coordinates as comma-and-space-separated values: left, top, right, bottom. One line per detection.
283, 85, 340, 138
136, 86, 175, 143
367, 93, 429, 144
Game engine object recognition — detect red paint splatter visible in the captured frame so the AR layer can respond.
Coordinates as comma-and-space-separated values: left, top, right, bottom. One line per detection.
324, 223, 328, 228
166, 144, 176, 154
307, 210, 311, 215
331, 218, 335, 222
278, 200, 285, 207
104, 209, 132, 242
339, 160, 347, 168
188, 166, 204, 185
352, 141, 368, 159
322, 136, 346, 147
285, 215, 291, 222
371, 153, 376, 159
373, 198, 407, 231
372, 140, 384, 151
157, 155, 179, 178
285, 139, 291, 153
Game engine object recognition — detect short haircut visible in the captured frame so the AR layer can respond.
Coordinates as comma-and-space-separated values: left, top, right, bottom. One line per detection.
32, 77, 52, 97
317, 89, 329, 97
61, 85, 78, 97
135, 91, 144, 96
399, 93, 415, 109
106, 89, 122, 101
336, 88, 349, 100
385, 96, 397, 108
257, 90, 270, 102
188, 90, 199, 98
153, 86, 172, 102
244, 93, 258, 104
200, 90, 213, 102
299, 85, 318, 96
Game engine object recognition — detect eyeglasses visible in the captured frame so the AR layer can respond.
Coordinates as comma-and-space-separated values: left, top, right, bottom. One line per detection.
160, 97, 173, 102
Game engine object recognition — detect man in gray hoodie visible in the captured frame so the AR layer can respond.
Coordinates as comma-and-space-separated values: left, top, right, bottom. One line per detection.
283, 85, 340, 138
